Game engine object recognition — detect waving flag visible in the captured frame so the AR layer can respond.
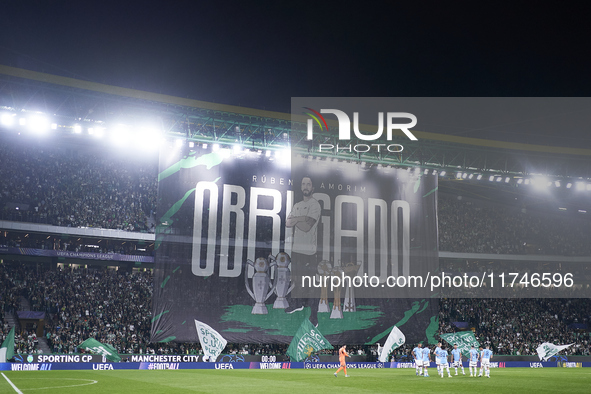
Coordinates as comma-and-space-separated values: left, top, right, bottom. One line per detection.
379, 326, 406, 362
0, 326, 15, 362
80, 338, 121, 362
287, 319, 333, 362
195, 319, 228, 362
536, 342, 573, 361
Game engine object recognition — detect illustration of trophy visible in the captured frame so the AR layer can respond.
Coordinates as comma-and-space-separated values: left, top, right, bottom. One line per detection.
317, 260, 332, 313
245, 257, 277, 314
330, 265, 344, 319
342, 261, 362, 312
270, 252, 294, 309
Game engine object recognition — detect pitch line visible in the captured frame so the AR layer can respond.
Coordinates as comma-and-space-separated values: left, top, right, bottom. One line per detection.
1, 372, 24, 394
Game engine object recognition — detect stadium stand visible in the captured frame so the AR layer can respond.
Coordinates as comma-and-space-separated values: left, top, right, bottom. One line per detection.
0, 118, 590, 361
438, 197, 591, 256
1, 135, 590, 256
438, 298, 591, 356
0, 137, 157, 232
1, 260, 589, 358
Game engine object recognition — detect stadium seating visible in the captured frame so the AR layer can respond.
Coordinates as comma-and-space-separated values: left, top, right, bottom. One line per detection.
1, 136, 590, 358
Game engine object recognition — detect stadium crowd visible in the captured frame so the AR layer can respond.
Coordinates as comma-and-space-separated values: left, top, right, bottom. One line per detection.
1, 137, 591, 257
439, 298, 591, 356
0, 140, 157, 232
2, 262, 589, 358
1, 137, 590, 360
438, 198, 591, 256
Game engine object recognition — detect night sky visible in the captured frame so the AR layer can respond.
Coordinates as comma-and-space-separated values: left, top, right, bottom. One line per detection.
1, 1, 590, 143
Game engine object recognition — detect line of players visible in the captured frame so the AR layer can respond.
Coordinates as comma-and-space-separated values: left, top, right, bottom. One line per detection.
412, 342, 494, 378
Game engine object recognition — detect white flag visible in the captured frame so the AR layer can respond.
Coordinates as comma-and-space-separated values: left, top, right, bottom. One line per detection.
378, 326, 405, 362
536, 342, 573, 361
195, 319, 228, 362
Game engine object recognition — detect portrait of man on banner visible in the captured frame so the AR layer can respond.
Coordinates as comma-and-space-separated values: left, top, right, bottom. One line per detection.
286, 175, 321, 326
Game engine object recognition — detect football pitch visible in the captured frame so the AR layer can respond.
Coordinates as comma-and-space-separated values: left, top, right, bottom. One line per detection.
1, 368, 590, 393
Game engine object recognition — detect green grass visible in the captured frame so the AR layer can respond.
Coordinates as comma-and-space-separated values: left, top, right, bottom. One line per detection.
2, 368, 590, 393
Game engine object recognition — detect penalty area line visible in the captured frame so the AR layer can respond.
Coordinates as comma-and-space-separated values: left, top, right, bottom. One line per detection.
1, 372, 24, 394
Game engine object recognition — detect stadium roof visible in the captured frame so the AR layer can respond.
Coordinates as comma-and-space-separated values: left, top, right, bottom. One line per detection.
1, 64, 590, 179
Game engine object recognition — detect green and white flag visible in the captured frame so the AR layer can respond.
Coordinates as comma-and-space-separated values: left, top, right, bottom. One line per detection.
287, 319, 333, 362
536, 342, 573, 361
0, 326, 15, 362
195, 319, 227, 361
378, 326, 405, 362
440, 332, 480, 358
80, 338, 121, 362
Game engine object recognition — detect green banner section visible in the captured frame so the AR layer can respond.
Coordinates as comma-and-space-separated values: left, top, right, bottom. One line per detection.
287, 319, 333, 362
440, 331, 480, 358
80, 338, 121, 362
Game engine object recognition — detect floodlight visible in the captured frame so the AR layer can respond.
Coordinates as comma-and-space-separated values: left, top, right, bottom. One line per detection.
28, 115, 50, 133
219, 148, 231, 158
93, 126, 105, 138
73, 124, 82, 134
0, 113, 15, 127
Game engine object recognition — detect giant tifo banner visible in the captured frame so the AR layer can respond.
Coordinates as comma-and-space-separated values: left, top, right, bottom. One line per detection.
151, 131, 438, 345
